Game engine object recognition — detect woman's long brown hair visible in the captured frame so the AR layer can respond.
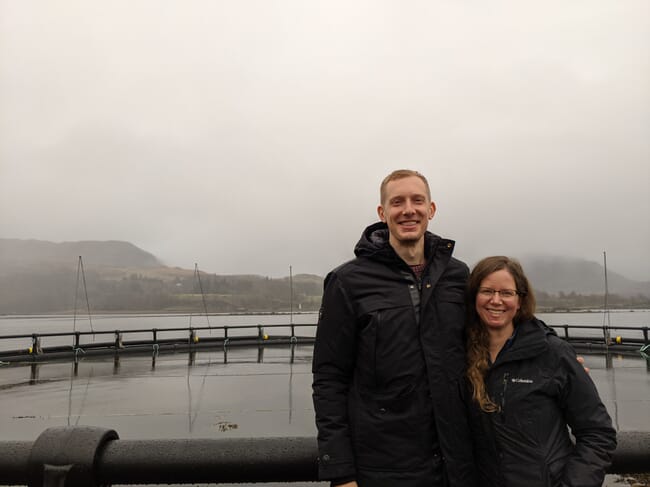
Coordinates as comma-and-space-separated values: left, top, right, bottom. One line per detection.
466, 256, 536, 412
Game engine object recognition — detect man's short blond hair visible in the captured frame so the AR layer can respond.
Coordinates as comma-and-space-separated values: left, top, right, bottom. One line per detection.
380, 169, 431, 204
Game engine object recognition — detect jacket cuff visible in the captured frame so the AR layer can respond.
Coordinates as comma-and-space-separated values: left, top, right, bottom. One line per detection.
330, 475, 357, 487
318, 452, 356, 481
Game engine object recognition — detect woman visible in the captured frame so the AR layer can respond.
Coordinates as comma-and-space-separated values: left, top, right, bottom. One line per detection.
465, 256, 616, 487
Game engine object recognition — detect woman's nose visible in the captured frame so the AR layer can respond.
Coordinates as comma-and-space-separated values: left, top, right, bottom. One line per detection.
490, 292, 503, 303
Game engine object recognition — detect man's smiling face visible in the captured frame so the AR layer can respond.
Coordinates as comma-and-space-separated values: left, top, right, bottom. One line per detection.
377, 175, 436, 248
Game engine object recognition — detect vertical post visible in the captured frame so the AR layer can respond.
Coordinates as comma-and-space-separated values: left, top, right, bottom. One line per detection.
74, 332, 81, 350
643, 327, 648, 345
114, 331, 124, 349
562, 325, 569, 339
603, 251, 611, 346
258, 324, 265, 363
151, 328, 159, 368
31, 334, 42, 355
289, 265, 294, 325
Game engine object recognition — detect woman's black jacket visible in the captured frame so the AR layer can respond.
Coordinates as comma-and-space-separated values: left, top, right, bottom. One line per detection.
312, 222, 477, 487
468, 318, 617, 487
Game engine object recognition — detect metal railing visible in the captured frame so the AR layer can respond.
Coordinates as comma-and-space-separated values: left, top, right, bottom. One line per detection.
0, 323, 317, 363
0, 426, 647, 486
1, 323, 648, 362
551, 324, 650, 356
553, 324, 649, 344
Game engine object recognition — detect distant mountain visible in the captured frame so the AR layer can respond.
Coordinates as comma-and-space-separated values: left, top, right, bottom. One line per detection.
0, 239, 647, 314
0, 238, 161, 271
0, 239, 324, 314
520, 255, 650, 297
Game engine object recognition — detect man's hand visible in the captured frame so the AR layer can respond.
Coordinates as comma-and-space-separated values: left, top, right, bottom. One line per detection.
577, 355, 590, 374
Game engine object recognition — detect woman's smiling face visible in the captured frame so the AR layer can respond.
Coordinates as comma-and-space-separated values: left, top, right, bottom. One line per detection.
475, 269, 521, 333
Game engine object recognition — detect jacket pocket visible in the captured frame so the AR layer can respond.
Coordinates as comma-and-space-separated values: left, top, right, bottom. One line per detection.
353, 386, 431, 471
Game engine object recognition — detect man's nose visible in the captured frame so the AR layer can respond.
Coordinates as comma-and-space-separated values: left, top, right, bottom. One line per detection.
402, 200, 415, 213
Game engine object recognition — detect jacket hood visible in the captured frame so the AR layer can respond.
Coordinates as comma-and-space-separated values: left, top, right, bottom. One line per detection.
354, 221, 452, 263
354, 222, 393, 260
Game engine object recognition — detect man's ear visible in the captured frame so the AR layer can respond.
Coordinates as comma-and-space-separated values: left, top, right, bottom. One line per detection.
429, 201, 437, 220
377, 205, 386, 222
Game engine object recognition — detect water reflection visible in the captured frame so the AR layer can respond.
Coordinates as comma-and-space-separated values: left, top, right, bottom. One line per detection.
0, 346, 647, 444
30, 362, 39, 384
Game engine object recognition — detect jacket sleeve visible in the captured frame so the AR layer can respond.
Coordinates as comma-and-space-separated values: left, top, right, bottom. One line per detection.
554, 339, 617, 487
312, 271, 358, 481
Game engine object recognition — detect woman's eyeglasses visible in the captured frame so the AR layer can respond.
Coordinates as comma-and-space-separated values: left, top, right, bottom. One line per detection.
477, 288, 520, 299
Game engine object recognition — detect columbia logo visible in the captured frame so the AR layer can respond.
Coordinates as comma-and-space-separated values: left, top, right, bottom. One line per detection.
511, 378, 533, 384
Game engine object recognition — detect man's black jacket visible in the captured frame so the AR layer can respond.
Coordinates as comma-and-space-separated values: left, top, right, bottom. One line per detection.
312, 222, 477, 486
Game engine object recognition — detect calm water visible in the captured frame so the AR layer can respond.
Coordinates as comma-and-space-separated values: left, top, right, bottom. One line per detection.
0, 312, 648, 486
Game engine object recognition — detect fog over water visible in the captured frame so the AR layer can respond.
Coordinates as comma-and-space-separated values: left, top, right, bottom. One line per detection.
1, 1, 648, 280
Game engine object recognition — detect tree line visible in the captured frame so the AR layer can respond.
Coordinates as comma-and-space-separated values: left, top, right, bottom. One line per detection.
0, 269, 323, 314
0, 269, 648, 315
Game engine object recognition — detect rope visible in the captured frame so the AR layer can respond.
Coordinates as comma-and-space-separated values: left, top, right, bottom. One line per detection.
194, 264, 211, 334
79, 257, 95, 337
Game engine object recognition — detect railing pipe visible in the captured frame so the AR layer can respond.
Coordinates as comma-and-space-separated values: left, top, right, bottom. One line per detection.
98, 437, 318, 484
0, 428, 647, 485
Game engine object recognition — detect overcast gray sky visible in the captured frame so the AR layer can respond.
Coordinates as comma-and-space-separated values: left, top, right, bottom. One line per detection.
1, 1, 648, 280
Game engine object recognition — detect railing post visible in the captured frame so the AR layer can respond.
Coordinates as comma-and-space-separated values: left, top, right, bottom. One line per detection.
562, 325, 569, 339
114, 331, 124, 349
643, 327, 648, 345
74, 332, 81, 350
30, 334, 42, 355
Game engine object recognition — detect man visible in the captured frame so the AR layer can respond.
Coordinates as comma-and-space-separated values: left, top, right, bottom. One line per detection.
312, 169, 477, 487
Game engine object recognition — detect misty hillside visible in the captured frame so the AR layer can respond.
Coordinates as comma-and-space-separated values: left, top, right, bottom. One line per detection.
0, 238, 161, 271
521, 256, 650, 296
0, 239, 324, 314
1, 239, 648, 297
0, 239, 648, 314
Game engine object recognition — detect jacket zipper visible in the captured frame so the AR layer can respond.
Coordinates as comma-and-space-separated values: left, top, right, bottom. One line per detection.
500, 372, 510, 411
